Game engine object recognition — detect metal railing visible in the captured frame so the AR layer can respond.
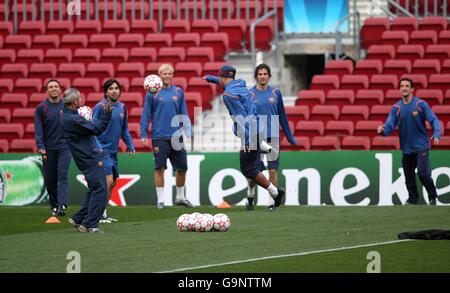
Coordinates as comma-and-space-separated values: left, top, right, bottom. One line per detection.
250, 7, 278, 72
389, 0, 448, 18
334, 0, 361, 60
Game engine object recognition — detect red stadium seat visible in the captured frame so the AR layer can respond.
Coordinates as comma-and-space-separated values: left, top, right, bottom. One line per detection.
173, 33, 201, 50
372, 136, 400, 150
412, 59, 441, 75
86, 93, 104, 108
102, 20, 130, 35
18, 21, 45, 35
158, 47, 186, 63
185, 47, 214, 63
425, 120, 445, 137
390, 17, 418, 33
185, 92, 203, 123
0, 139, 8, 153
72, 78, 100, 93
191, 19, 219, 34
369, 75, 398, 94
3, 35, 31, 50
98, 1, 123, 20
310, 136, 339, 151
438, 30, 450, 44
45, 48, 72, 63
145, 62, 172, 76
366, 45, 396, 61
442, 59, 450, 74
419, 16, 447, 32
32, 35, 59, 50
324, 60, 354, 77
384, 89, 403, 105
24, 123, 35, 139
281, 136, 310, 151
285, 106, 310, 124
428, 74, 450, 92
129, 107, 143, 123
28, 63, 57, 78
129, 77, 145, 93
60, 34, 88, 50
381, 31, 409, 48
310, 75, 339, 93
0, 49, 15, 64
0, 109, 11, 123
128, 47, 157, 64
89, 34, 116, 49
0, 123, 24, 140
370, 105, 391, 121
445, 89, 450, 104
16, 49, 44, 66
116, 33, 144, 49
354, 120, 383, 137
361, 18, 390, 49
201, 33, 229, 59
325, 90, 355, 108
416, 89, 443, 106
409, 30, 438, 46
187, 77, 216, 109
121, 92, 144, 108
340, 105, 369, 122
245, 19, 274, 51
100, 48, 128, 65
354, 59, 383, 77
295, 121, 324, 137
424, 45, 450, 62
58, 63, 86, 79
432, 136, 450, 150
399, 74, 427, 90
144, 33, 172, 51
355, 89, 384, 107
46, 21, 74, 36
340, 75, 369, 91
74, 20, 102, 36
396, 44, 425, 62
324, 120, 354, 136
163, 19, 190, 36
202, 62, 226, 77
127, 123, 140, 139
9, 139, 37, 153
116, 63, 145, 78
295, 90, 325, 107
28, 93, 47, 108
0, 79, 13, 93
0, 21, 13, 37
85, 63, 114, 80
383, 60, 411, 76
11, 108, 35, 124
432, 105, 450, 124
14, 78, 42, 95
175, 62, 203, 80
341, 136, 371, 150
0, 64, 28, 80
217, 19, 246, 50
129, 19, 157, 35
310, 105, 339, 123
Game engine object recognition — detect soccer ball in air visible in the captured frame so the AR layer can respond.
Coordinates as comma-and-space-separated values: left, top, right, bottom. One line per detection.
143, 74, 163, 94
77, 106, 92, 121
212, 213, 231, 232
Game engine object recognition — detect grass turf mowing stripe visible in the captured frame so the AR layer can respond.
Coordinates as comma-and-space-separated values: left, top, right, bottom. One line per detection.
158, 239, 411, 273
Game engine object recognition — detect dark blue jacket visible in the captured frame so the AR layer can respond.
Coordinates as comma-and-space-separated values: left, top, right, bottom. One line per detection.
61, 106, 112, 171
34, 99, 67, 150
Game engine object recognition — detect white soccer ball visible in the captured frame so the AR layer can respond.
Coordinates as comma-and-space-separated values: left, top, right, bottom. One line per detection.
77, 106, 92, 121
194, 214, 213, 232
143, 74, 163, 94
176, 214, 191, 232
212, 213, 231, 232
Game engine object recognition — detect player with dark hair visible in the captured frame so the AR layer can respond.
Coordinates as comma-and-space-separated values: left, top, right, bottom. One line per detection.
92, 79, 135, 223
140, 64, 193, 209
377, 77, 440, 205
34, 79, 72, 217
248, 64, 297, 211
61, 88, 112, 233
203, 65, 285, 208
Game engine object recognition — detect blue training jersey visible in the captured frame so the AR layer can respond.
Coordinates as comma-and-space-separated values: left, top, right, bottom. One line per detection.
34, 99, 67, 150
383, 96, 441, 154
140, 85, 191, 140
250, 85, 297, 145
93, 99, 134, 153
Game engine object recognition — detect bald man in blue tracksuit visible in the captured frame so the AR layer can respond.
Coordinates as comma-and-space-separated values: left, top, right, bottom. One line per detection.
61, 88, 112, 233
203, 65, 285, 208
377, 77, 441, 206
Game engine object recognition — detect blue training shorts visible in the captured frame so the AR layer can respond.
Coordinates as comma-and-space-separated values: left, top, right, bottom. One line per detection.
152, 139, 188, 171
102, 152, 119, 180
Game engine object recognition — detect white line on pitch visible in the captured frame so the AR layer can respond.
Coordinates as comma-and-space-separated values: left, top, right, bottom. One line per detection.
157, 239, 412, 273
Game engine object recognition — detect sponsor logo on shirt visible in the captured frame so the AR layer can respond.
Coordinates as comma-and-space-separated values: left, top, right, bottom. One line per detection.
172, 95, 178, 102
269, 97, 275, 104
412, 111, 419, 117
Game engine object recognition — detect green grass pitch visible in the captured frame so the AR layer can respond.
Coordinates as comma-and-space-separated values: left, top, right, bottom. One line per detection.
0, 205, 449, 272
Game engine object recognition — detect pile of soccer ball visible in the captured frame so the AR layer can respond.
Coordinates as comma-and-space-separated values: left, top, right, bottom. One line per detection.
176, 212, 231, 232
143, 74, 163, 94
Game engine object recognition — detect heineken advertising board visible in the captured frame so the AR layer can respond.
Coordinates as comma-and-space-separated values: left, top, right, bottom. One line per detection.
1, 151, 449, 206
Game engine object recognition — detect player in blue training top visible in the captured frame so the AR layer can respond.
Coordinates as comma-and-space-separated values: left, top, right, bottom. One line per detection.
140, 64, 193, 209
93, 79, 135, 223
203, 65, 285, 208
377, 77, 440, 206
61, 88, 112, 233
34, 79, 72, 217
248, 64, 297, 211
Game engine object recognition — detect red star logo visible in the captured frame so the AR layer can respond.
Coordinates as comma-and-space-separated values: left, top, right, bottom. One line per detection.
5, 171, 12, 181
76, 174, 140, 206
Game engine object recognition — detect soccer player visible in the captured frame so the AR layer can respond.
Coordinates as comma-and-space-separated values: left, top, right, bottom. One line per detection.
377, 77, 440, 205
248, 64, 297, 211
140, 64, 193, 209
203, 65, 285, 208
61, 88, 112, 233
93, 79, 135, 223
34, 79, 72, 217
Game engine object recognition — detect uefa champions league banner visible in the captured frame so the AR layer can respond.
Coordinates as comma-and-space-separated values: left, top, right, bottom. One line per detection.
0, 151, 449, 206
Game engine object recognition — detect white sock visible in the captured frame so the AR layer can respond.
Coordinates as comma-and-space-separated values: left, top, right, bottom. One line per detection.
247, 186, 256, 198
156, 187, 164, 203
176, 186, 185, 200
267, 183, 278, 197
103, 209, 107, 218
268, 195, 275, 206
